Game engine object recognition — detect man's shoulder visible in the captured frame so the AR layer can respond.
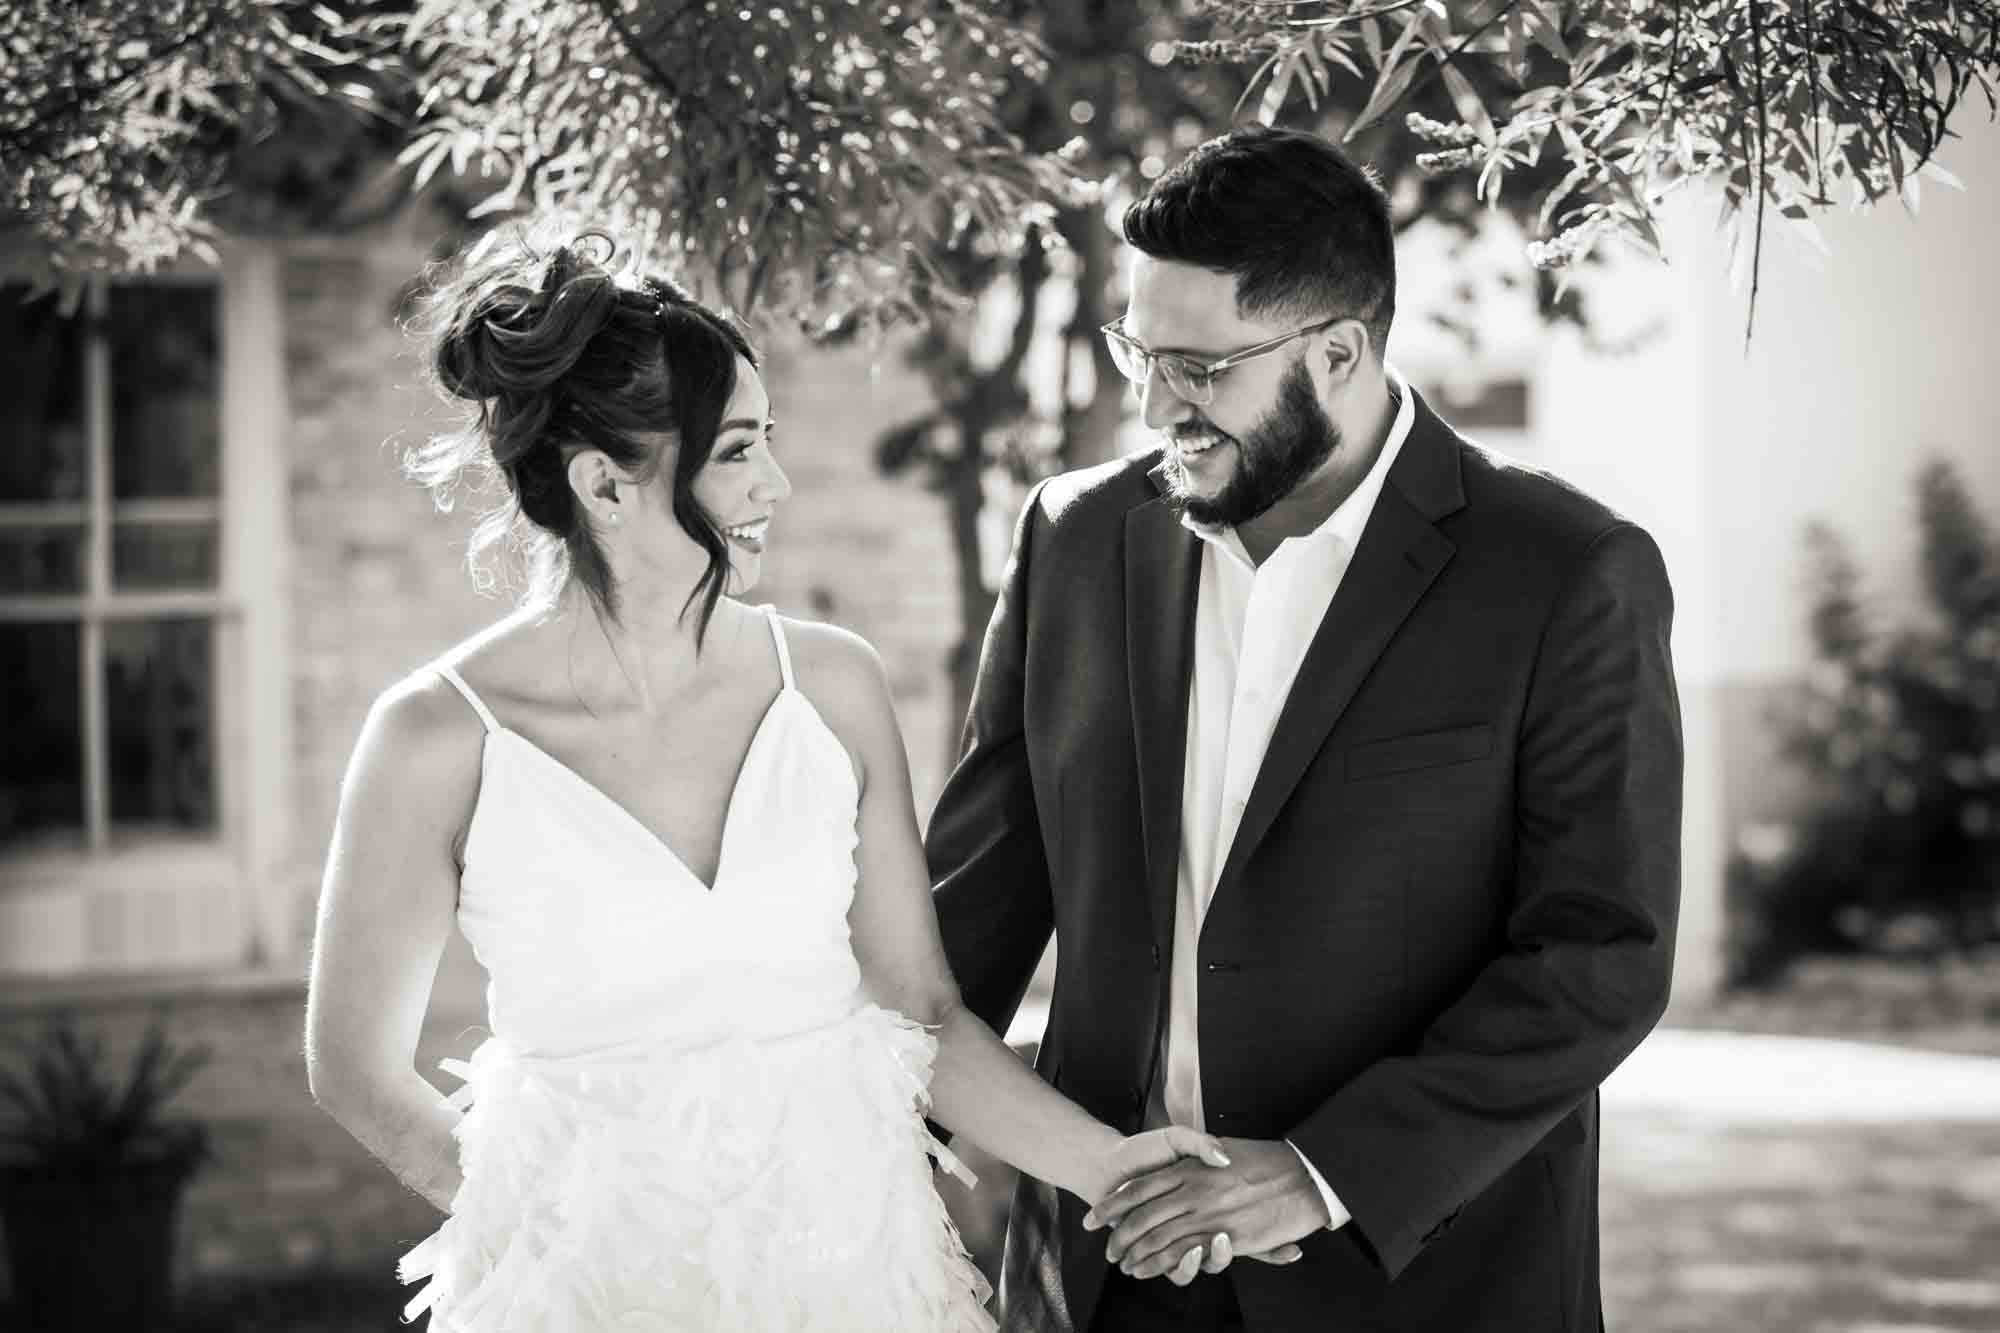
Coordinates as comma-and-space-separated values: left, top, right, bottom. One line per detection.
1030, 449, 1165, 531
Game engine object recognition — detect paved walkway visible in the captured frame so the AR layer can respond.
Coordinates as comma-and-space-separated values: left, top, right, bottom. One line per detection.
994, 1012, 2000, 1332
1607, 1028, 2000, 1122
1601, 1031, 2000, 1333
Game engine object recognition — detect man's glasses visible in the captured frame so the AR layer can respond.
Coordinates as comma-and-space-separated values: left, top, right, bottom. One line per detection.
1099, 315, 1344, 406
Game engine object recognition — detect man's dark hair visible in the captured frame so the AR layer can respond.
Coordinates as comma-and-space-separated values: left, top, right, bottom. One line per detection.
1122, 125, 1396, 360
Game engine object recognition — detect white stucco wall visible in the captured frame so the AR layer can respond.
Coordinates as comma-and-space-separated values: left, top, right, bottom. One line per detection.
1396, 107, 2000, 1003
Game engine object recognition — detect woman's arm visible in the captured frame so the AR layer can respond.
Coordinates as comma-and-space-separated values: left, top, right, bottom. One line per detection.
304, 675, 483, 1213
797, 624, 1224, 1206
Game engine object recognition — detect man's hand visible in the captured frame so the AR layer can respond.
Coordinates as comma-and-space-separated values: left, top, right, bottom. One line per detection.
1083, 1137, 1326, 1280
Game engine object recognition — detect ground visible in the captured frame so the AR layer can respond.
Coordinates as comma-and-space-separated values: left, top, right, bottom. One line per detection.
152, 1078, 2000, 1333
2, 955, 1997, 1331
1602, 1110, 2000, 1333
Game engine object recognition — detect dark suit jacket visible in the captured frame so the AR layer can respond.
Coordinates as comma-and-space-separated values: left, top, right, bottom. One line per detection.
926, 390, 1682, 1333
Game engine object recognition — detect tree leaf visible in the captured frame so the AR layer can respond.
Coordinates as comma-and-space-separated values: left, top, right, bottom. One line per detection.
1319, 34, 1365, 81
1260, 49, 1302, 123
1297, 34, 1331, 100
1359, 17, 1385, 70
1505, 5, 1531, 83
1540, 160, 1593, 231
1526, 1, 1570, 65
1345, 55, 1423, 143
1476, 146, 1508, 203
1919, 159, 1965, 191
1783, 212, 1832, 257
1441, 61, 1497, 145
1345, 15, 1431, 143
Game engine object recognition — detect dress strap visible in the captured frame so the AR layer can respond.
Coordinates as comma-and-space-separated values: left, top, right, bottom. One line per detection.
761, 605, 795, 691
434, 663, 501, 734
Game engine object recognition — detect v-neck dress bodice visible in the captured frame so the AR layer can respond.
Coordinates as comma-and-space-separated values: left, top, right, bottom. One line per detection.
396, 607, 992, 1332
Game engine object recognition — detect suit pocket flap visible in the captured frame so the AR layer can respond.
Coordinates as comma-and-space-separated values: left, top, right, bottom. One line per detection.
1345, 723, 1495, 780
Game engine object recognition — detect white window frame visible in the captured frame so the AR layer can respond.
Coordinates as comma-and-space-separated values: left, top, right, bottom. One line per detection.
0, 245, 293, 981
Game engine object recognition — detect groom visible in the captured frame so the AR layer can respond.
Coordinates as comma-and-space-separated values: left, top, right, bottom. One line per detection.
926, 125, 1682, 1332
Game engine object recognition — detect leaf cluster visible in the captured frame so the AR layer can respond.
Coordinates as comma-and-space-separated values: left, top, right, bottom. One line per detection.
398, 0, 1088, 337
0, 1015, 212, 1174
1188, 0, 2000, 340
1, 2, 398, 288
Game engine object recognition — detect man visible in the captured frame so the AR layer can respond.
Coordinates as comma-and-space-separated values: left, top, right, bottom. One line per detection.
926, 125, 1682, 1333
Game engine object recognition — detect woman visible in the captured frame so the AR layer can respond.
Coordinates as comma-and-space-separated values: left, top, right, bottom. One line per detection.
302, 230, 1230, 1331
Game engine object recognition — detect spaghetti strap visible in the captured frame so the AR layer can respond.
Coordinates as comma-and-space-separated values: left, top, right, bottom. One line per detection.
761, 605, 795, 691
435, 663, 502, 734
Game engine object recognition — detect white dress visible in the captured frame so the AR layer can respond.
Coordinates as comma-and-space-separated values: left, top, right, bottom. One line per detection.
398, 608, 994, 1331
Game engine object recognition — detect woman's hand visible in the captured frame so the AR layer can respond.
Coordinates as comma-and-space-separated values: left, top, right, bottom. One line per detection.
1088, 1124, 1234, 1207
1072, 1112, 1224, 1208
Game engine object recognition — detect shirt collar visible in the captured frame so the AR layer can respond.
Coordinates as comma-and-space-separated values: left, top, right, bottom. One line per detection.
1180, 362, 1417, 561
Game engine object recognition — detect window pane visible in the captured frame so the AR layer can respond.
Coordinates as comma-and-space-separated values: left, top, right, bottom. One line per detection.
0, 622, 84, 849
113, 522, 220, 590
105, 618, 216, 831
107, 285, 221, 501
0, 286, 87, 502
0, 525, 87, 594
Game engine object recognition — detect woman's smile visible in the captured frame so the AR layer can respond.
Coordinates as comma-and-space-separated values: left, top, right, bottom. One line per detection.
722, 515, 772, 554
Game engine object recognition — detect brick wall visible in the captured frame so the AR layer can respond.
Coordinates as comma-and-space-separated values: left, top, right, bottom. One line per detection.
279, 225, 970, 971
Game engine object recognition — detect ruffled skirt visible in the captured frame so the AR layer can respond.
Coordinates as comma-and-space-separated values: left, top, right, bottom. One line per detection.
398, 1005, 994, 1331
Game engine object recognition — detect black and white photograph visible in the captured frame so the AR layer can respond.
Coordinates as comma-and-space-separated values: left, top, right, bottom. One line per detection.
2, 3, 1997, 1330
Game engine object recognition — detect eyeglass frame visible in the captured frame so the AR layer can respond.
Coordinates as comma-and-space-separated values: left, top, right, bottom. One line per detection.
1098, 313, 1346, 405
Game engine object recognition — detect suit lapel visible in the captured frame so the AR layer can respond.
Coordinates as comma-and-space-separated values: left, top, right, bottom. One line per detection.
1125, 478, 1202, 961
1213, 393, 1466, 898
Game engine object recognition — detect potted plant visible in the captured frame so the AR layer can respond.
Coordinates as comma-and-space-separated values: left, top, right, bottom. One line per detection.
0, 1013, 212, 1332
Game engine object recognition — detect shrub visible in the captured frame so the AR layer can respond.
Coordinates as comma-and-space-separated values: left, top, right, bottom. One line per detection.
1728, 460, 2000, 987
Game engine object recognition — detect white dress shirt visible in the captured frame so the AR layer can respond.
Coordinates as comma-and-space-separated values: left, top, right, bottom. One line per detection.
1146, 369, 1416, 1232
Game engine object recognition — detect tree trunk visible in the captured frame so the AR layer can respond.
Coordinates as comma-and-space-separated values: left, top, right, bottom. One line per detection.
1061, 207, 1131, 471
946, 428, 997, 760
944, 239, 1049, 750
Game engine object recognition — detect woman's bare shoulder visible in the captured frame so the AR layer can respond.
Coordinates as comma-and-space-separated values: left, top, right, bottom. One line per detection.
353, 667, 489, 790
777, 616, 892, 703
770, 615, 901, 769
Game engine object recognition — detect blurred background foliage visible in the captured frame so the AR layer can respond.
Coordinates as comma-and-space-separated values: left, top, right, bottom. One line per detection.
1730, 459, 2000, 986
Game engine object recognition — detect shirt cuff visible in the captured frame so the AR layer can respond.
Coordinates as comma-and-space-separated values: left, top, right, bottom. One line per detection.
1285, 1140, 1351, 1232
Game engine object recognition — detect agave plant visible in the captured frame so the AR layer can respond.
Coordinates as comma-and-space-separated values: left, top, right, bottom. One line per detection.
0, 1014, 212, 1174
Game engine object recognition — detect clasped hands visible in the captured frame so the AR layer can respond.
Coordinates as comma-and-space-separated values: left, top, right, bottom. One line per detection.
1088, 1130, 1328, 1287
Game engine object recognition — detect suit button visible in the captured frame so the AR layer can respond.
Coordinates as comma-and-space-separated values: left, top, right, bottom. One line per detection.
1149, 944, 1160, 971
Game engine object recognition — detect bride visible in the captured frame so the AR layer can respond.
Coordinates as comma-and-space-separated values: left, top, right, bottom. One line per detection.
302, 229, 1232, 1331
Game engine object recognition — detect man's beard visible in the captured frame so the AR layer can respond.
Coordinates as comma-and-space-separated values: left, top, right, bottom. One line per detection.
1162, 358, 1341, 528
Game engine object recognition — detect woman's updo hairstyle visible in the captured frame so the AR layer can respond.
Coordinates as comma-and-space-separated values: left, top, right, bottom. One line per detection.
408, 224, 756, 641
